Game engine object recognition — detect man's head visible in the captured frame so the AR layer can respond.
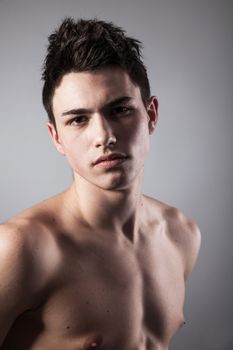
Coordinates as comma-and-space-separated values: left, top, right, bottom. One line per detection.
42, 17, 151, 127
43, 18, 158, 191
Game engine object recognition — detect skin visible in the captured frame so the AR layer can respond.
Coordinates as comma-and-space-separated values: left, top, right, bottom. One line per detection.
0, 67, 201, 349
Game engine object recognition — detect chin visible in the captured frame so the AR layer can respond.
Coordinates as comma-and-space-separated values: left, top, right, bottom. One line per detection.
101, 183, 131, 191
94, 173, 131, 191
74, 167, 137, 191
88, 173, 126, 190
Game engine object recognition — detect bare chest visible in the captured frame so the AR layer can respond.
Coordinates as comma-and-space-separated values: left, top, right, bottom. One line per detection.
9, 231, 185, 349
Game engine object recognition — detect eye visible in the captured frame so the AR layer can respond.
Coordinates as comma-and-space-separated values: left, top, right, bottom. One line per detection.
68, 116, 87, 126
110, 106, 132, 117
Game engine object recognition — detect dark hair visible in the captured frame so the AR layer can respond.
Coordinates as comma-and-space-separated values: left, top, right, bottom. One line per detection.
42, 17, 151, 126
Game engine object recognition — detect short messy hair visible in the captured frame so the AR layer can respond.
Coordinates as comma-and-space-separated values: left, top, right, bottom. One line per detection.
42, 17, 151, 126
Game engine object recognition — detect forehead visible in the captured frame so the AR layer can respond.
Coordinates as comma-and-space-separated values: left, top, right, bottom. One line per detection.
52, 67, 142, 115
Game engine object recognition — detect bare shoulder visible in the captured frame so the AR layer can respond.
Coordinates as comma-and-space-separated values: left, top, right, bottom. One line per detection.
144, 194, 201, 280
0, 198, 62, 345
0, 213, 56, 283
0, 193, 64, 296
0, 217, 39, 277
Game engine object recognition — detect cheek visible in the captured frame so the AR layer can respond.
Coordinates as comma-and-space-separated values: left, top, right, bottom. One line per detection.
60, 134, 87, 170
126, 119, 150, 153
135, 125, 150, 166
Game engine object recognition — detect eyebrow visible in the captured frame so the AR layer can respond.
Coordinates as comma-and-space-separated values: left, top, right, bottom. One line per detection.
61, 96, 133, 117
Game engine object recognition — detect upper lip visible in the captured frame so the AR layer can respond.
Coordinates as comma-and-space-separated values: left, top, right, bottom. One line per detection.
93, 153, 128, 165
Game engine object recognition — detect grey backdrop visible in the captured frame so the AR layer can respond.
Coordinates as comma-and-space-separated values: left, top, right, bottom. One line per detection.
0, 0, 232, 349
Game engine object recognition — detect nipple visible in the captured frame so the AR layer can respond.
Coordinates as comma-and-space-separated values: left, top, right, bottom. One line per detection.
90, 342, 98, 348
84, 335, 103, 349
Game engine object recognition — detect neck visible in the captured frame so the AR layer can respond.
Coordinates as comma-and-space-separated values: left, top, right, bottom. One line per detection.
65, 170, 145, 241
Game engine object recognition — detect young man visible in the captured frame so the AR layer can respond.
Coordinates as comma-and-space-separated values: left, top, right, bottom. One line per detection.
0, 18, 201, 349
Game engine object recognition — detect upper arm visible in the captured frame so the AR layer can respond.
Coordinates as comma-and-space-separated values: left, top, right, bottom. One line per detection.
167, 208, 202, 281
0, 225, 36, 345
181, 219, 201, 280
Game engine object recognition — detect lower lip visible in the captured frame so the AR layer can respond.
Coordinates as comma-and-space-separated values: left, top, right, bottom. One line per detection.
95, 157, 128, 169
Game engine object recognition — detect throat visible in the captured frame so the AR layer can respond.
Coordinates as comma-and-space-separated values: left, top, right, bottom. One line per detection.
121, 214, 141, 244
65, 181, 145, 239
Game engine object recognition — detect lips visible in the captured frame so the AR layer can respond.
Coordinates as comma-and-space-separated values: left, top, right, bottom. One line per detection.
93, 153, 128, 166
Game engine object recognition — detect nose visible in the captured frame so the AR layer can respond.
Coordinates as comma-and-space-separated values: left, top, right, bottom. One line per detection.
92, 114, 116, 148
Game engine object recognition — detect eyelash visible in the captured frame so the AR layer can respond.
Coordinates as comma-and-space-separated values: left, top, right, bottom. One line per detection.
110, 106, 133, 117
68, 116, 87, 126
67, 106, 134, 127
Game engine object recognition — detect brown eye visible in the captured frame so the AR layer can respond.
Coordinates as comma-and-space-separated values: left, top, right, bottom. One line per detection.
69, 116, 87, 126
110, 106, 132, 117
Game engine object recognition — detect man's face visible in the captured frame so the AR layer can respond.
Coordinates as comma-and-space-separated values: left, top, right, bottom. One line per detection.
49, 67, 158, 190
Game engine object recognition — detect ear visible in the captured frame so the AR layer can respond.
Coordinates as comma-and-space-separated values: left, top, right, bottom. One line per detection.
146, 96, 159, 134
47, 122, 65, 155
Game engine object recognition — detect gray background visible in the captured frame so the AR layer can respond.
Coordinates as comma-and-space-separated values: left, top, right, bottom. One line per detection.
0, 0, 232, 348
